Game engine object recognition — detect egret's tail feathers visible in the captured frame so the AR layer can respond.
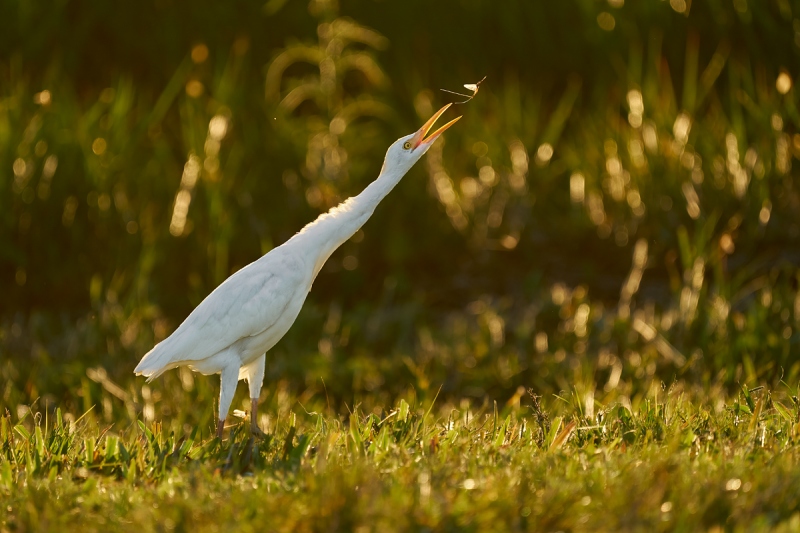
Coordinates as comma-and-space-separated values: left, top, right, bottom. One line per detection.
134, 342, 178, 381
134, 365, 171, 382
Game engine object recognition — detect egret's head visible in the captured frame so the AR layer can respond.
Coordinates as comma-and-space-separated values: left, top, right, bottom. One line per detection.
382, 104, 461, 175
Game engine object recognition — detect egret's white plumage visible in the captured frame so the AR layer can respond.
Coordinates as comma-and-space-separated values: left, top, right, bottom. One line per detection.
135, 104, 461, 437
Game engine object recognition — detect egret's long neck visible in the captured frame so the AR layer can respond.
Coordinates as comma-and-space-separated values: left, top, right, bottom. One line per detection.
288, 162, 408, 277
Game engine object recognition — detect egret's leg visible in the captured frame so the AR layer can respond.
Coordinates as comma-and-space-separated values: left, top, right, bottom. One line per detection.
216, 365, 239, 439
243, 354, 266, 436
250, 402, 265, 438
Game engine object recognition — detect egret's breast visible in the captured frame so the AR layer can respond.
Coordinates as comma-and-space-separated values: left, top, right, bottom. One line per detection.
237, 255, 313, 365
236, 287, 309, 365
190, 251, 314, 374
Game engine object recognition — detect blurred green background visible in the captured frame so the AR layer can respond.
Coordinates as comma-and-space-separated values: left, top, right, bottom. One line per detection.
2, 0, 799, 425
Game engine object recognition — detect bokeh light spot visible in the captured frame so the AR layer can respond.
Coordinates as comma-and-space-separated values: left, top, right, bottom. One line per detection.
670, 0, 686, 13
34, 90, 51, 105
720, 234, 734, 255
342, 256, 359, 270
191, 44, 209, 63
186, 80, 204, 98
208, 115, 229, 141
597, 12, 615, 31
776, 71, 792, 94
570, 172, 585, 203
535, 143, 554, 166
92, 138, 107, 155
12, 158, 26, 177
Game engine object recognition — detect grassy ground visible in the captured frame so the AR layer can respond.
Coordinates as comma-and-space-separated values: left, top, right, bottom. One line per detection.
3, 382, 800, 532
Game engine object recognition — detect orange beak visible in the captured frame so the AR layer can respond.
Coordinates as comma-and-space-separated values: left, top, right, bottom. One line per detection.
412, 103, 462, 149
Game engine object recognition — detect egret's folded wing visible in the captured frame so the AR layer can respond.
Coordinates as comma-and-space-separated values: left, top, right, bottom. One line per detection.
134, 254, 303, 378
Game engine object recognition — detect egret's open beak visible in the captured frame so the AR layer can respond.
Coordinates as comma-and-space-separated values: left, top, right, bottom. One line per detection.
412, 103, 462, 149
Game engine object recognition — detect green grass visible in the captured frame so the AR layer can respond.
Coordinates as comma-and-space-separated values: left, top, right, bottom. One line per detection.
3, 385, 800, 531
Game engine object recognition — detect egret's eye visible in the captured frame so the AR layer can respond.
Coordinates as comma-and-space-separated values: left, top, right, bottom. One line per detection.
403, 141, 412, 150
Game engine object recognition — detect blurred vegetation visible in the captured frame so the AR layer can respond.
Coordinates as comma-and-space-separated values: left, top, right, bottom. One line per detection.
1, 0, 799, 432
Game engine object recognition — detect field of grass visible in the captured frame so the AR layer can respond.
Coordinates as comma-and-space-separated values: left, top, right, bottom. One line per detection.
4, 383, 800, 531
3, 0, 800, 530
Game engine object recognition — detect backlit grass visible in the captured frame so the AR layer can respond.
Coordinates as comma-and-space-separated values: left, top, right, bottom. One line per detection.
3, 384, 800, 531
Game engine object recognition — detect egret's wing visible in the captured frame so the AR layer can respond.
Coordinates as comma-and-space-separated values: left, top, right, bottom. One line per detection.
134, 252, 304, 378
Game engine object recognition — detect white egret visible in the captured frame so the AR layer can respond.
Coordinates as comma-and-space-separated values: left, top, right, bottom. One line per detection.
135, 104, 461, 438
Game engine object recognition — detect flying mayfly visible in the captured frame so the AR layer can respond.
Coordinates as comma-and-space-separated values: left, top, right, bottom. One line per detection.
440, 76, 487, 104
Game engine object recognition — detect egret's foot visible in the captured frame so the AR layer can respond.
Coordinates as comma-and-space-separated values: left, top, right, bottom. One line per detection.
216, 419, 225, 440
250, 424, 267, 439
